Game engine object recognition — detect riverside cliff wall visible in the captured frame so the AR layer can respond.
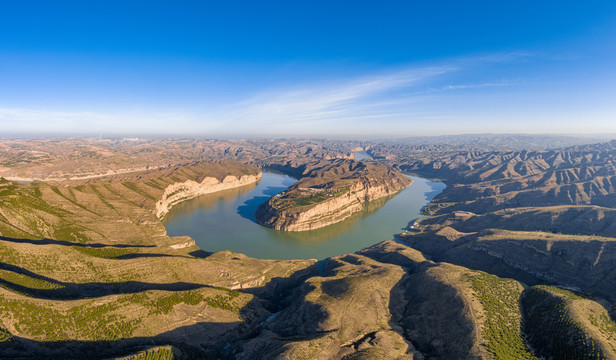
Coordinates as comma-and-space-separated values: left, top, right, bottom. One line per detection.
256, 175, 411, 231
156, 173, 261, 218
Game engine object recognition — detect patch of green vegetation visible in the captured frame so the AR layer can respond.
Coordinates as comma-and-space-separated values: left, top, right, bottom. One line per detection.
120, 346, 176, 360
144, 179, 164, 190
73, 185, 87, 192
421, 202, 454, 215
0, 243, 24, 265
536, 285, 583, 300
212, 286, 241, 297
165, 188, 185, 199
523, 286, 607, 360
204, 294, 239, 312
53, 222, 92, 244
0, 326, 12, 342
32, 185, 42, 198
102, 183, 141, 207
149, 291, 204, 315
120, 292, 151, 305
168, 196, 189, 206
0, 183, 17, 196
4, 188, 68, 218
0, 269, 64, 290
292, 192, 331, 207
123, 289, 240, 315
0, 220, 36, 240
466, 272, 536, 360
73, 246, 136, 259
589, 313, 616, 342
102, 183, 122, 197
333, 187, 349, 197
0, 294, 141, 341
122, 182, 156, 201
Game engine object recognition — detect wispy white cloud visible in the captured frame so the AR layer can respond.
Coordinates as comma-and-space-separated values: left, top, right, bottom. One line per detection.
0, 51, 542, 136
207, 66, 457, 134
204, 51, 541, 135
444, 82, 517, 90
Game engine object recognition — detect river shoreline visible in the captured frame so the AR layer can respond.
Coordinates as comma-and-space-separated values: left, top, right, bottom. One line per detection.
165, 171, 445, 260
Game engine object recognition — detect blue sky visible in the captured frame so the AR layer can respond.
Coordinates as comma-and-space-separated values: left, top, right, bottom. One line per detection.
0, 1, 615, 137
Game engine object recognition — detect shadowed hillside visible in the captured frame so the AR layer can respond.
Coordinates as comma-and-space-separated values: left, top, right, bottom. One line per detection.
2, 138, 616, 358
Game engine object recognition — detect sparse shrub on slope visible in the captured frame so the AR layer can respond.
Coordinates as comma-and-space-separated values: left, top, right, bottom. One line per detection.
466, 272, 536, 360
522, 286, 608, 360
113, 345, 177, 360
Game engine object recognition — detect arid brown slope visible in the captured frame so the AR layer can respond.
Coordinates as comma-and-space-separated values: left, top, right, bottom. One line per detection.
0, 164, 550, 360
0, 162, 316, 358
387, 140, 616, 303
422, 205, 616, 237
232, 240, 539, 360
390, 140, 616, 213
0, 138, 355, 180
3, 138, 616, 359
0, 161, 260, 246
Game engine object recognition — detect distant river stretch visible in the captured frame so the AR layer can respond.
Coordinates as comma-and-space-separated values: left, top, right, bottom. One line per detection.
164, 168, 445, 260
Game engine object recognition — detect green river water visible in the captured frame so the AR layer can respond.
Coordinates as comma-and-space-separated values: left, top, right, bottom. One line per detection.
164, 169, 445, 260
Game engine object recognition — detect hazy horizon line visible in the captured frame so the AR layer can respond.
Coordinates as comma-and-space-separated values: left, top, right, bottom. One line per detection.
1, 132, 615, 141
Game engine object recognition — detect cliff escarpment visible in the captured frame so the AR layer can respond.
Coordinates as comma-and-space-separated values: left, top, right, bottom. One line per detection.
155, 172, 261, 218
5, 136, 616, 359
255, 160, 411, 231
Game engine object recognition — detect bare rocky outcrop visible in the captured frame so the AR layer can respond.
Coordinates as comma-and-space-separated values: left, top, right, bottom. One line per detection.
155, 172, 262, 218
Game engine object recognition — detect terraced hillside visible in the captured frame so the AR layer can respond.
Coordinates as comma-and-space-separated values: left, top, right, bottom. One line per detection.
0, 169, 553, 360
0, 159, 588, 360
3, 138, 616, 359
0, 161, 317, 358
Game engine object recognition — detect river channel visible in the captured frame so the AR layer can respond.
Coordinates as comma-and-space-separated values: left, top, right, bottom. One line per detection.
164, 169, 445, 260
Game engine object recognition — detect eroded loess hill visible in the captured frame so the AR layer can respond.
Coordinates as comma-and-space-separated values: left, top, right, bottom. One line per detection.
233, 240, 539, 360
391, 140, 616, 303
0, 162, 315, 358
255, 159, 412, 231
3, 139, 616, 359
0, 161, 261, 247
0, 162, 559, 360
0, 138, 356, 181
1, 171, 541, 360
390, 140, 616, 213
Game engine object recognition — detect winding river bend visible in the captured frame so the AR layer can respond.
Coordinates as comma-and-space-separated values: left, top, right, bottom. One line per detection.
164, 170, 445, 260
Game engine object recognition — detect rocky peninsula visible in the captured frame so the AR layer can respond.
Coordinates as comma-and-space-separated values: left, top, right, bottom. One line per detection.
255, 159, 412, 231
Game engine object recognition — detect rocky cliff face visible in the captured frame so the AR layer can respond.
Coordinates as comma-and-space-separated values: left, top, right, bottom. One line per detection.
255, 169, 411, 231
156, 173, 261, 218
